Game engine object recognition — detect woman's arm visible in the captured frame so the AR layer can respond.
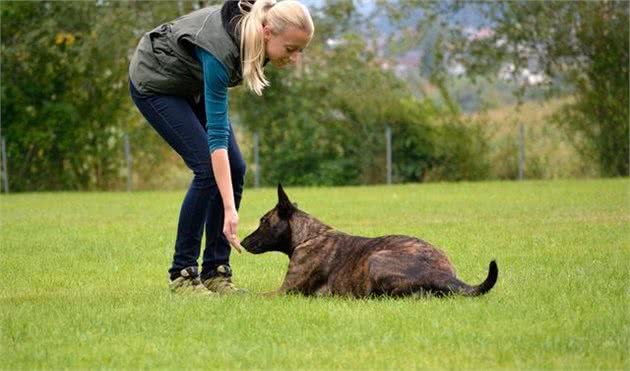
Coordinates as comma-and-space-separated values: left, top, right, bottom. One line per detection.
197, 47, 242, 252
211, 149, 241, 251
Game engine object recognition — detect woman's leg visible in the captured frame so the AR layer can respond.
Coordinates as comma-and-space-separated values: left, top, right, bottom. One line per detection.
129, 82, 214, 280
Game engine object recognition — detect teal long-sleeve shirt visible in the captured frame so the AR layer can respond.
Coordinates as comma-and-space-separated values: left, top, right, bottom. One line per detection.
196, 47, 230, 154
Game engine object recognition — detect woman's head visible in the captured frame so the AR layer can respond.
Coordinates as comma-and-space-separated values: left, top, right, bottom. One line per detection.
239, 0, 314, 95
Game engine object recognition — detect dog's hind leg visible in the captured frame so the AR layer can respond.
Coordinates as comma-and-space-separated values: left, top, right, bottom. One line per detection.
366, 254, 453, 297
412, 261, 498, 297
368, 254, 497, 297
369, 267, 462, 297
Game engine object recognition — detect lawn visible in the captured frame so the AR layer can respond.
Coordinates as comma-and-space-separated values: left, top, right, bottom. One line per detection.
1, 179, 628, 370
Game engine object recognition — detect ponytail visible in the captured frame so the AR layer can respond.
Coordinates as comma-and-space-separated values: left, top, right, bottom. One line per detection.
239, 0, 275, 96
238, 0, 314, 95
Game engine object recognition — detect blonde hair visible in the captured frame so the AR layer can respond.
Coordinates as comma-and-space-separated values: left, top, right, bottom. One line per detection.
238, 0, 314, 95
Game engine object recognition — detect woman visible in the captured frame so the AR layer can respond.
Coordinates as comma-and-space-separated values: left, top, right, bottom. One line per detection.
128, 0, 314, 294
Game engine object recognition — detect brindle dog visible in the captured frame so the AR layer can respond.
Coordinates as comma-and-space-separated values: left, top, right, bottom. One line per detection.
242, 185, 498, 298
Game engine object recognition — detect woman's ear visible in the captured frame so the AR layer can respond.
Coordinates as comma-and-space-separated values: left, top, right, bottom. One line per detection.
262, 24, 273, 42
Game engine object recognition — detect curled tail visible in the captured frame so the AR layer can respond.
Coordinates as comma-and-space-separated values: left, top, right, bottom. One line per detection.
456, 260, 498, 296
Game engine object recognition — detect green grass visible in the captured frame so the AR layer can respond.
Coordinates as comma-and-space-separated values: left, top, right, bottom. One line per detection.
1, 179, 629, 370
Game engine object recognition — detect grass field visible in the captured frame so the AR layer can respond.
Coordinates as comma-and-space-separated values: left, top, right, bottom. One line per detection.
1, 179, 629, 370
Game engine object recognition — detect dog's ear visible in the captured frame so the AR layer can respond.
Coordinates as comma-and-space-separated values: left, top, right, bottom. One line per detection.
277, 184, 291, 204
277, 184, 295, 219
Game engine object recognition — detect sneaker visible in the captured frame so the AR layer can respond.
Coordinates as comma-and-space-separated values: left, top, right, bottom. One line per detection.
202, 265, 248, 295
169, 266, 216, 296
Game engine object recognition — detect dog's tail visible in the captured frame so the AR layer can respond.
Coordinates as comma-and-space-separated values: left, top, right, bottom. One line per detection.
456, 260, 498, 296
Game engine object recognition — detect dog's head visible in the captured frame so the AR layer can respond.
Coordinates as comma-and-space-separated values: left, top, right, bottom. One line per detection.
242, 184, 297, 255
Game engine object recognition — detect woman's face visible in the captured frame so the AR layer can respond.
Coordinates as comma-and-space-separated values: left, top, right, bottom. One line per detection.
263, 24, 311, 68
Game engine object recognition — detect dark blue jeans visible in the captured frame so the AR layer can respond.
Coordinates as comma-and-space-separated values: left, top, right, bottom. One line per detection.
129, 81, 246, 280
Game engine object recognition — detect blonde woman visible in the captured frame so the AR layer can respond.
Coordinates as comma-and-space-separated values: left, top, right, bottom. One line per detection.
129, 0, 314, 294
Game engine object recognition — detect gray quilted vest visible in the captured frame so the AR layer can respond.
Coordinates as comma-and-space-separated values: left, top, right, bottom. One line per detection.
129, 5, 242, 96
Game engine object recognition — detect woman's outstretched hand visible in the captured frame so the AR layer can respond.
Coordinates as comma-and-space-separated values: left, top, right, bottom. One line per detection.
223, 207, 242, 253
210, 149, 243, 254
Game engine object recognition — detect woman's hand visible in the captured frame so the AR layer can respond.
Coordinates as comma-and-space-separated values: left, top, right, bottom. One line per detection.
223, 206, 242, 253
211, 149, 243, 254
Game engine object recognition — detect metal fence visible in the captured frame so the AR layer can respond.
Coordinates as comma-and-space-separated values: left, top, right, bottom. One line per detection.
0, 125, 529, 193
1, 136, 8, 193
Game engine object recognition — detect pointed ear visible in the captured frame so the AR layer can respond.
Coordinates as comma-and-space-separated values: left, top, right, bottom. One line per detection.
277, 184, 295, 219
277, 184, 291, 205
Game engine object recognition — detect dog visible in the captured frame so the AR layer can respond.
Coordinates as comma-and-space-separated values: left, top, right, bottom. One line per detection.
241, 185, 498, 298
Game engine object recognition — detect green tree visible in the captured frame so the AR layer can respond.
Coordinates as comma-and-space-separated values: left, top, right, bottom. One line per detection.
233, 1, 489, 186
419, 0, 629, 176
1, 0, 491, 190
0, 1, 206, 191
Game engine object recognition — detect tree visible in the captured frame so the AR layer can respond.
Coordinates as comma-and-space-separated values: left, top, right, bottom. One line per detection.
232, 0, 489, 186
1, 0, 491, 190
0, 1, 199, 191
417, 0, 629, 176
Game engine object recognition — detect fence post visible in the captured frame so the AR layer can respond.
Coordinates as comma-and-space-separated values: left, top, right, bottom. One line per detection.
124, 133, 132, 192
518, 123, 525, 180
385, 125, 392, 185
1, 136, 8, 193
253, 131, 260, 188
